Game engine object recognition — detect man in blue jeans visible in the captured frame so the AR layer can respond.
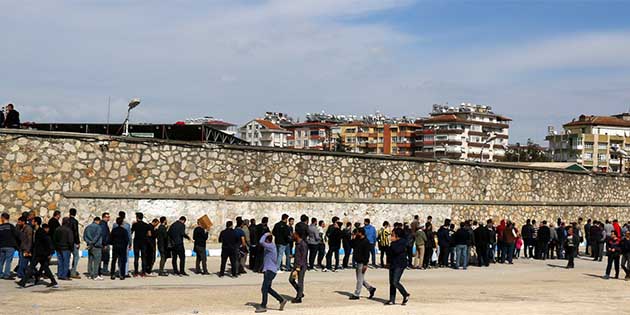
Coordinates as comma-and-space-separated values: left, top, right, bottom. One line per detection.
16, 216, 33, 279
453, 222, 470, 270
54, 218, 75, 280
272, 214, 291, 271
363, 219, 377, 267
257, 232, 288, 313
0, 212, 19, 279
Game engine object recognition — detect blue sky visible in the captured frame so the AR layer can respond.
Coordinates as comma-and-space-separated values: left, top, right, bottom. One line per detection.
1, 0, 630, 143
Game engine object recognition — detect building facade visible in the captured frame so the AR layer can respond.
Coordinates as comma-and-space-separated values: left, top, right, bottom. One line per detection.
333, 122, 422, 156
415, 103, 511, 162
546, 113, 630, 173
239, 119, 291, 147
286, 122, 334, 150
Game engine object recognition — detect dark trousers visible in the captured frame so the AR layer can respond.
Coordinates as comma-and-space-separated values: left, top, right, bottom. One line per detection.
388, 267, 408, 303
317, 244, 325, 268
158, 248, 168, 274
438, 245, 449, 266
146, 243, 156, 274
342, 242, 352, 268
220, 248, 238, 277
171, 244, 186, 274
524, 238, 534, 258
548, 242, 557, 259
194, 245, 208, 273
325, 246, 340, 270
133, 242, 148, 274
289, 267, 306, 298
592, 242, 601, 260
422, 247, 433, 268
566, 247, 575, 268
254, 246, 265, 272
537, 242, 549, 260
606, 255, 620, 277
111, 246, 128, 278
261, 270, 283, 308
476, 245, 488, 266
20, 257, 56, 286
249, 245, 257, 270
308, 244, 318, 269
379, 245, 389, 267
100, 245, 110, 274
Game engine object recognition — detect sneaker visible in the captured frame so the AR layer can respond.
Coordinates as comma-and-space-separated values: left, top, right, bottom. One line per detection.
368, 287, 376, 299
255, 307, 267, 313
402, 294, 409, 306
322, 268, 328, 272
94, 276, 104, 281
47, 283, 59, 288
384, 301, 395, 306
279, 299, 287, 311
349, 295, 359, 300
291, 298, 302, 304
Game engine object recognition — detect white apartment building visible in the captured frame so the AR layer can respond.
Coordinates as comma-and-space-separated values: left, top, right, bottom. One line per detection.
417, 103, 511, 162
239, 119, 291, 147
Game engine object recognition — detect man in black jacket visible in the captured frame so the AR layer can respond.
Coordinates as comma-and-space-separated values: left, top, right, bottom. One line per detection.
18, 219, 58, 288
68, 208, 81, 279
167, 216, 191, 276
0, 213, 19, 280
47, 211, 61, 247
537, 221, 551, 260
272, 214, 291, 271
474, 222, 489, 267
131, 212, 152, 277
110, 217, 130, 280
219, 221, 239, 277
156, 217, 169, 276
193, 220, 209, 275
253, 217, 270, 272
349, 228, 376, 300
521, 219, 534, 259
3, 104, 20, 128
325, 220, 342, 272
53, 218, 74, 280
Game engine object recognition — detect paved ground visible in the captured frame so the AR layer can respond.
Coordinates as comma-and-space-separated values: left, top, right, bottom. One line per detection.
1, 255, 629, 315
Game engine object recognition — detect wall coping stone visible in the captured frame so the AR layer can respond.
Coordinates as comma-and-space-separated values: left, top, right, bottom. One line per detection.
1, 128, 626, 177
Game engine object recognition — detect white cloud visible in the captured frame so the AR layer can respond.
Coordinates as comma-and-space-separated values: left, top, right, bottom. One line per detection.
1, 1, 629, 143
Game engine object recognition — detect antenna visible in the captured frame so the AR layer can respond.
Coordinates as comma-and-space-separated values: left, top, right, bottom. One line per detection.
106, 96, 111, 135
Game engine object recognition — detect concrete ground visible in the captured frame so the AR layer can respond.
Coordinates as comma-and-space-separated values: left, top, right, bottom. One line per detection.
1, 255, 628, 315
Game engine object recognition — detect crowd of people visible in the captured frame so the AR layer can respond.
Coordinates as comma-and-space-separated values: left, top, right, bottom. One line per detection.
1, 209, 630, 313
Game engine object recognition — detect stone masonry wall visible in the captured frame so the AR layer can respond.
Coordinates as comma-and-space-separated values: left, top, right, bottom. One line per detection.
1, 130, 630, 238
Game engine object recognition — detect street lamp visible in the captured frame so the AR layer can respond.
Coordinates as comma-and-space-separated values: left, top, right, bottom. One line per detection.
122, 98, 141, 136
480, 132, 496, 163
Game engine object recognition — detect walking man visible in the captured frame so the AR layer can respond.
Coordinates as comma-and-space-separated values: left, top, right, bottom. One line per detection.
349, 227, 376, 300
18, 219, 58, 288
256, 232, 288, 313
386, 228, 410, 305
289, 230, 307, 304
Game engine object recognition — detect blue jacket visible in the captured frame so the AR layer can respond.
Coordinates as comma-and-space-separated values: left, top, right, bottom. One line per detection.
364, 224, 377, 245
83, 223, 103, 248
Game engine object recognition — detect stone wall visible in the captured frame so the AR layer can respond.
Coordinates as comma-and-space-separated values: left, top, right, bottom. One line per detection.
1, 129, 629, 238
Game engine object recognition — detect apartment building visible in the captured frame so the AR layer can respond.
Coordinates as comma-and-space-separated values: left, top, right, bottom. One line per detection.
546, 113, 630, 172
416, 103, 511, 162
239, 119, 291, 147
286, 122, 334, 150
334, 121, 421, 155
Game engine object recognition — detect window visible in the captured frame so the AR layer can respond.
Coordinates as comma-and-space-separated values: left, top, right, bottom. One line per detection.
598, 143, 608, 150
436, 135, 447, 141
346, 137, 356, 143
598, 153, 607, 161
583, 153, 593, 160
584, 142, 593, 149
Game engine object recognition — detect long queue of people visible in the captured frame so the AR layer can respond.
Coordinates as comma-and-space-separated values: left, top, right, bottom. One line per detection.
1, 209, 630, 313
